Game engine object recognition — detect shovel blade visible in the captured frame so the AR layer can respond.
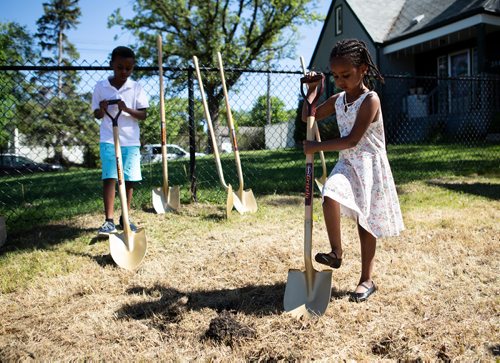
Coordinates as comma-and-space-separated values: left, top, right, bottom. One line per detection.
109, 228, 147, 271
239, 189, 258, 213
230, 191, 246, 215
315, 176, 326, 193
152, 186, 181, 213
284, 269, 332, 319
226, 185, 234, 217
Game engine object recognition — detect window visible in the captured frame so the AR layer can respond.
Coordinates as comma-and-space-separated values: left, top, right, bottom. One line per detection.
335, 5, 343, 35
471, 47, 478, 75
437, 56, 448, 77
437, 49, 475, 113
449, 50, 470, 77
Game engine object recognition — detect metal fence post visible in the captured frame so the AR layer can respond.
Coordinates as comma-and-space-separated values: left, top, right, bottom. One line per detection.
188, 65, 197, 202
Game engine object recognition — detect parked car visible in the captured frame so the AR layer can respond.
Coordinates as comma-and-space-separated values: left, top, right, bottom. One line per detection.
0, 153, 64, 176
141, 144, 206, 163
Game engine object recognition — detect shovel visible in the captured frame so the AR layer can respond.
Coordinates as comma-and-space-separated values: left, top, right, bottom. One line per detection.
193, 55, 244, 216
217, 52, 258, 213
300, 56, 328, 192
283, 73, 332, 319
152, 34, 181, 213
105, 99, 147, 271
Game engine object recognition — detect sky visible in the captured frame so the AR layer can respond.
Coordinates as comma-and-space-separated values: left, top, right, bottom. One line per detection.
0, 0, 330, 68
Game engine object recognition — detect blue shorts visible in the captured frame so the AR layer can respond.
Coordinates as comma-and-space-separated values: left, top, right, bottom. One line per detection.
100, 143, 142, 181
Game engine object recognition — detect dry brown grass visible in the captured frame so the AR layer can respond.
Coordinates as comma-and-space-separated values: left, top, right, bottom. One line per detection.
0, 178, 499, 361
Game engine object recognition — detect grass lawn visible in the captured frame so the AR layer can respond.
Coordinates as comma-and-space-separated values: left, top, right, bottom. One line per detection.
1, 143, 499, 232
0, 144, 498, 360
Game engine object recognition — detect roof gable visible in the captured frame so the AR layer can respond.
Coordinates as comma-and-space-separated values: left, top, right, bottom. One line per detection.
386, 0, 500, 41
346, 0, 406, 43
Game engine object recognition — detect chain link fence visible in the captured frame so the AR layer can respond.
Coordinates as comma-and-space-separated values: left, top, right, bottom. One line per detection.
1, 62, 499, 230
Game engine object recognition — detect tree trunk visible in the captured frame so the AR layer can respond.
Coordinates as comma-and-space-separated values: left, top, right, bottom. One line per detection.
57, 28, 63, 97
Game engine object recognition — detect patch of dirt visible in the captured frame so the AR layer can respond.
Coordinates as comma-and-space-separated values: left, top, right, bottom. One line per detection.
203, 310, 256, 346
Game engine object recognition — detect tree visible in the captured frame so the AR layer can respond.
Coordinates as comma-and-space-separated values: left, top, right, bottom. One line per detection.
109, 0, 320, 147
21, 0, 88, 164
247, 95, 293, 127
36, 0, 81, 96
17, 94, 99, 166
0, 22, 38, 151
141, 97, 209, 152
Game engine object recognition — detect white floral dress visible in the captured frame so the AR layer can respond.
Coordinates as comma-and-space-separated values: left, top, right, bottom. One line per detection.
322, 91, 404, 238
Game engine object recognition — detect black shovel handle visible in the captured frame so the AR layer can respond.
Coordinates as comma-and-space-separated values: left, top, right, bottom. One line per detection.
300, 74, 324, 117
104, 99, 122, 127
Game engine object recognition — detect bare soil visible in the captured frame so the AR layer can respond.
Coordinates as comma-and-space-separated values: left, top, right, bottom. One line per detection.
0, 182, 498, 361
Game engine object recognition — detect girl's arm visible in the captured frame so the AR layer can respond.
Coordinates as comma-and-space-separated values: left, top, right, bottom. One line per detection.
301, 94, 339, 122
304, 93, 380, 154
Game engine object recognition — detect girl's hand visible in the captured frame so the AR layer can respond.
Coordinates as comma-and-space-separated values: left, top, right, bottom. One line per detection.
304, 71, 318, 95
303, 140, 320, 154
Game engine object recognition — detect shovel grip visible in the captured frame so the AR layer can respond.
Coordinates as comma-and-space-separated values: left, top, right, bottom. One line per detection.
104, 99, 122, 127
300, 74, 324, 117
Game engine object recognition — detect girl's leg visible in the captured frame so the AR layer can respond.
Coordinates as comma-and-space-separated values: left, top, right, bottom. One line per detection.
322, 196, 343, 258
355, 223, 377, 293
103, 178, 116, 220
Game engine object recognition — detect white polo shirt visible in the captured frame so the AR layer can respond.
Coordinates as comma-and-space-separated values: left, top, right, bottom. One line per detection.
92, 78, 149, 146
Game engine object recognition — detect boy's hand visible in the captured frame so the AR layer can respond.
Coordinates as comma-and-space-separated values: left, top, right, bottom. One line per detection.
99, 100, 108, 112
116, 100, 128, 113
94, 100, 109, 119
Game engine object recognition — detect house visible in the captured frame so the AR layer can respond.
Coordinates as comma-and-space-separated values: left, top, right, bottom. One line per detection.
310, 0, 500, 142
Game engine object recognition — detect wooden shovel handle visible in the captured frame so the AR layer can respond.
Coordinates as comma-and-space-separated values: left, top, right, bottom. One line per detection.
300, 74, 324, 117
299, 57, 327, 180
192, 55, 229, 190
157, 34, 169, 192
217, 52, 245, 193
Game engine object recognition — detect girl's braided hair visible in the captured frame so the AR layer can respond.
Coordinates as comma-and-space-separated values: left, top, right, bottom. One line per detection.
329, 39, 384, 90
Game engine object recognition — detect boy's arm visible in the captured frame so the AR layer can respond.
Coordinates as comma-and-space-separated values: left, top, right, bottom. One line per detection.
93, 100, 109, 119
116, 100, 147, 120
118, 82, 148, 121
92, 83, 106, 119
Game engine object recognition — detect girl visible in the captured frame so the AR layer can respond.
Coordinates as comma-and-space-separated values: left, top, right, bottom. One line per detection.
302, 39, 404, 302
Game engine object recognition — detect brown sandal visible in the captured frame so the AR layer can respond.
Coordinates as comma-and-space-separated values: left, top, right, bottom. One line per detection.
314, 251, 342, 269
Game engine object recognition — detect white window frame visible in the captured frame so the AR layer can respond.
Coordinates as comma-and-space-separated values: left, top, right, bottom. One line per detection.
335, 5, 343, 35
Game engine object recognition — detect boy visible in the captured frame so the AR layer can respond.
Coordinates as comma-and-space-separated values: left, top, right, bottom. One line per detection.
92, 46, 148, 237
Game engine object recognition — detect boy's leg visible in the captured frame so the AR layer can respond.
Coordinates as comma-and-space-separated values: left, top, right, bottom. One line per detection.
121, 145, 142, 210
355, 223, 377, 293
125, 181, 134, 211
118, 146, 141, 230
103, 178, 116, 219
322, 196, 343, 258
100, 142, 118, 222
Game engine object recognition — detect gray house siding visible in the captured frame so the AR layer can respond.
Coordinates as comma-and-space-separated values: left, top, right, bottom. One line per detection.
310, 0, 377, 73
379, 53, 415, 75
308, 0, 500, 144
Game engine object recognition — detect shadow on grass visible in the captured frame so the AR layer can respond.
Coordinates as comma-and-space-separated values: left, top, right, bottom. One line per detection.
331, 287, 351, 300
2, 144, 498, 234
264, 195, 302, 207
0, 224, 95, 256
116, 283, 285, 320
488, 344, 500, 356
69, 251, 116, 268
427, 180, 500, 200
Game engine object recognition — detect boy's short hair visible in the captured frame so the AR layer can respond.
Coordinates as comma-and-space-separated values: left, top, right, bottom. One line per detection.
111, 46, 136, 62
